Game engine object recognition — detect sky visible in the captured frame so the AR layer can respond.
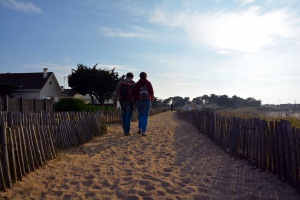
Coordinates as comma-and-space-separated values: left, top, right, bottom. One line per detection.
1, 0, 300, 105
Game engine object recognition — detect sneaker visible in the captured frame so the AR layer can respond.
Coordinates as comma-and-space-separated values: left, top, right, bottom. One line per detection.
137, 129, 142, 134
142, 132, 146, 136
124, 133, 130, 136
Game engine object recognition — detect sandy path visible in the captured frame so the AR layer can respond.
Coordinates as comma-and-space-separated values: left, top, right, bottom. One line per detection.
1, 111, 299, 200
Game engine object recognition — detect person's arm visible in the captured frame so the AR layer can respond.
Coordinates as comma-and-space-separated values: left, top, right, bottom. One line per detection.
130, 82, 136, 106
113, 81, 121, 107
133, 82, 139, 105
148, 82, 154, 102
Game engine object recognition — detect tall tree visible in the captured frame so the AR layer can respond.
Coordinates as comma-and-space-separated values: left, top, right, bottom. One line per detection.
0, 83, 17, 97
162, 97, 172, 106
192, 96, 203, 105
68, 63, 123, 106
172, 96, 189, 107
152, 97, 163, 107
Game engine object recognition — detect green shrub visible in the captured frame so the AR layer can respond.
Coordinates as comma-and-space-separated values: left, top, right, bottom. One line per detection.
86, 105, 116, 112
55, 98, 87, 111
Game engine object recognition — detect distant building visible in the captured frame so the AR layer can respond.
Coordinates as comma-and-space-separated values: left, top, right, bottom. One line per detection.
0, 68, 62, 101
183, 103, 202, 111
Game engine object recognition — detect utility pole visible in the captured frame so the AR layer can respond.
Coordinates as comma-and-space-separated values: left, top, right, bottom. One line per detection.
64, 76, 66, 88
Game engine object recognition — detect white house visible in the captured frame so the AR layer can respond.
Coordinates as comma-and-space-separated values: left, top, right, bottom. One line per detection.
0, 68, 62, 100
183, 103, 202, 111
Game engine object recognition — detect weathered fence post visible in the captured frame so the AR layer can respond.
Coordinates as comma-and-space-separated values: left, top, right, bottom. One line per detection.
19, 97, 23, 112
34, 98, 37, 112
0, 121, 12, 188
43, 98, 47, 112
4, 95, 8, 112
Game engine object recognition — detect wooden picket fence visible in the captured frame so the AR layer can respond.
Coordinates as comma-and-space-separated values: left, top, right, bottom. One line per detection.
0, 107, 167, 191
0, 111, 107, 191
177, 109, 300, 192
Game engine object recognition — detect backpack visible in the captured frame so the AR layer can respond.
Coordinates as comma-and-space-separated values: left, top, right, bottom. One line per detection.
139, 82, 150, 101
119, 81, 133, 100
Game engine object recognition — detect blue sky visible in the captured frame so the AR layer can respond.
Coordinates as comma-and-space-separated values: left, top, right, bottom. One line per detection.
1, 0, 300, 105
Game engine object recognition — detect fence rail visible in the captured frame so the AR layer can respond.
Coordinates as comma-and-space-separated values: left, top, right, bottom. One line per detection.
177, 109, 300, 192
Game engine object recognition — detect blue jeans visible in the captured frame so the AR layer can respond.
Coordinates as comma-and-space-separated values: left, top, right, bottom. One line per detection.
120, 100, 133, 134
136, 100, 151, 132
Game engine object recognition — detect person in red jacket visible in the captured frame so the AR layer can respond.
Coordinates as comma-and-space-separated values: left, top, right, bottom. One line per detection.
133, 72, 154, 136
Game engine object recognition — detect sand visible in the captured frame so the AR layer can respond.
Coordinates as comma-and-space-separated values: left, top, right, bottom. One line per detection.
1, 111, 299, 200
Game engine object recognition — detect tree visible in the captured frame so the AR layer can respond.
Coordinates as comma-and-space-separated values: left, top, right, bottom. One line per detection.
209, 94, 219, 104
172, 96, 189, 107
68, 63, 124, 106
192, 96, 203, 105
152, 97, 163, 107
162, 97, 172, 106
0, 83, 17, 97
201, 94, 209, 104
218, 95, 230, 107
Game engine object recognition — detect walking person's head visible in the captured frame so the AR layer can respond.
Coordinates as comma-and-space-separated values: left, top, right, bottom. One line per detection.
139, 72, 147, 79
126, 72, 134, 79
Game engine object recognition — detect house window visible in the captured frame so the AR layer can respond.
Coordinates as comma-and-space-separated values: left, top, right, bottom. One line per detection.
49, 81, 52, 85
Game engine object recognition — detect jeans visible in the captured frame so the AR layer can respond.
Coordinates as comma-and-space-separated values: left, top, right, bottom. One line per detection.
136, 100, 151, 133
120, 100, 133, 134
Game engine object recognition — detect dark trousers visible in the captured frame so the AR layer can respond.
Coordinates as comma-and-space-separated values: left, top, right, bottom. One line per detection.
120, 100, 133, 134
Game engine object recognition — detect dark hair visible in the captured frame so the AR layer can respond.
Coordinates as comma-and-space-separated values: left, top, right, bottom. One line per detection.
126, 72, 134, 78
139, 72, 147, 79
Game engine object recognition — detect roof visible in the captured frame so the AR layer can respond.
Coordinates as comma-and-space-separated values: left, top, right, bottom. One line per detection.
61, 89, 77, 97
0, 72, 53, 90
185, 103, 199, 108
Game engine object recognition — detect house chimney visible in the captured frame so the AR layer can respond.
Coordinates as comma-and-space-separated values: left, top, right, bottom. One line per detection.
43, 68, 48, 78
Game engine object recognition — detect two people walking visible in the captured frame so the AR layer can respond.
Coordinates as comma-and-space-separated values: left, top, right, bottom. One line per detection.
113, 72, 154, 136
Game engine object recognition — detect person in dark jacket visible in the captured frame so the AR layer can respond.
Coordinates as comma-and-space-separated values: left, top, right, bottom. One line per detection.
133, 72, 154, 136
113, 72, 135, 136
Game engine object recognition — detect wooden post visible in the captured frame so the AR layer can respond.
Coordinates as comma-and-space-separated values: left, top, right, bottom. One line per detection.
296, 128, 300, 192
43, 98, 47, 112
19, 96, 23, 112
281, 120, 292, 183
0, 160, 6, 191
34, 98, 37, 112
4, 95, 8, 112
0, 122, 12, 188
276, 121, 285, 180
7, 128, 17, 183
291, 126, 299, 190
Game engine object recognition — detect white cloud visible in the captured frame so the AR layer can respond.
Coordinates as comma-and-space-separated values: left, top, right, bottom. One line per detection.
1, 0, 43, 13
149, 6, 300, 53
234, 0, 256, 5
98, 26, 150, 38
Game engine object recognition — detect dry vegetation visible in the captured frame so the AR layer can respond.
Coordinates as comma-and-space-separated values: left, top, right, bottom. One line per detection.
211, 106, 300, 128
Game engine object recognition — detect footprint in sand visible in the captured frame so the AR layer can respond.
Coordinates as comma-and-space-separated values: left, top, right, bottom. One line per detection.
161, 181, 170, 188
163, 168, 173, 172
48, 190, 63, 197
82, 180, 93, 187
145, 185, 156, 191
69, 181, 79, 185
139, 180, 150, 186
84, 174, 95, 179
123, 177, 133, 182
181, 177, 192, 184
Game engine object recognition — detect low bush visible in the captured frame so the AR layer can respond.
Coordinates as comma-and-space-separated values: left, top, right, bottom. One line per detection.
55, 98, 87, 111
